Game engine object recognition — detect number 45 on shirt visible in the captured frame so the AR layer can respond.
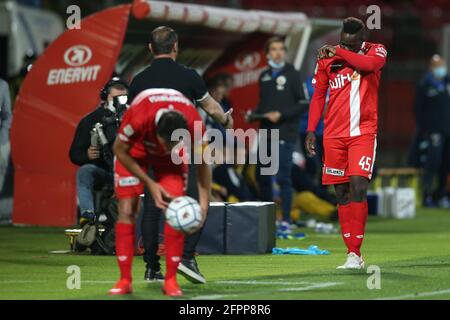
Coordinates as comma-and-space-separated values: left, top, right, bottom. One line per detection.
359, 156, 372, 172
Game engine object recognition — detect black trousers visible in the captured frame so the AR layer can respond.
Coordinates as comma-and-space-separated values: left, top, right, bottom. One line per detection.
422, 133, 450, 199
141, 164, 204, 269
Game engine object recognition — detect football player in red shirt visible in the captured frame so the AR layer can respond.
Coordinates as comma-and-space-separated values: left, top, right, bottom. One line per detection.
306, 17, 387, 269
109, 89, 210, 296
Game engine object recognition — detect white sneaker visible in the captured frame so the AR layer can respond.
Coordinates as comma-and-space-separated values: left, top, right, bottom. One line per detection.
336, 252, 365, 270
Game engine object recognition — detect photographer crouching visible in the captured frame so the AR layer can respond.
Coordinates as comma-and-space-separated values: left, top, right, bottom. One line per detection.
69, 78, 129, 226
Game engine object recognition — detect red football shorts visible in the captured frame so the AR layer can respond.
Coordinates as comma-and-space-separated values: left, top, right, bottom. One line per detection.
114, 156, 188, 199
322, 134, 377, 185
114, 157, 149, 199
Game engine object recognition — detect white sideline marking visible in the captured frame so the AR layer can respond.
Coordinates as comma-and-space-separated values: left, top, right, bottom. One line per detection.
191, 294, 238, 300
375, 289, 450, 300
215, 280, 310, 286
280, 282, 343, 291
0, 280, 46, 283
189, 280, 343, 300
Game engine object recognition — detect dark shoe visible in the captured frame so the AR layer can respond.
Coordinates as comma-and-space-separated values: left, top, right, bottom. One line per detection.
177, 258, 206, 284
144, 266, 164, 282
79, 210, 96, 227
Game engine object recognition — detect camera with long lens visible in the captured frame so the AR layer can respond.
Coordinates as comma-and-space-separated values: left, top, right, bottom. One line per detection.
90, 95, 129, 169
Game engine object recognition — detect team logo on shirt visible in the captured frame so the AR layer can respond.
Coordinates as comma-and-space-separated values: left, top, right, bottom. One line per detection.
276, 75, 287, 90
123, 124, 134, 137
351, 71, 361, 80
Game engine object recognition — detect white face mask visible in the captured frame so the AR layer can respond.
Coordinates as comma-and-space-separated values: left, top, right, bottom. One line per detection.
432, 66, 447, 79
268, 58, 285, 69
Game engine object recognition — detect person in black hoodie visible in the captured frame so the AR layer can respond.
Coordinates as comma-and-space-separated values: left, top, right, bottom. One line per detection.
247, 36, 309, 228
69, 79, 129, 225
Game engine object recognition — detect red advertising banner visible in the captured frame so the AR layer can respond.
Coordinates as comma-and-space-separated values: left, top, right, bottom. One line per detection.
206, 34, 270, 131
10, 5, 131, 226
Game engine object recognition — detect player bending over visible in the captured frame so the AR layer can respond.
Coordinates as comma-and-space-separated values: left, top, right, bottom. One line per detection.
305, 17, 387, 269
110, 89, 210, 296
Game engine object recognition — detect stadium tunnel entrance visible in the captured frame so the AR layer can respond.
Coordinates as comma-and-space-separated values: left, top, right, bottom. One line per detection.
10, 0, 340, 226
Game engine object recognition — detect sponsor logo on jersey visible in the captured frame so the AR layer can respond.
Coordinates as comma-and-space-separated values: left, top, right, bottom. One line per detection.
47, 45, 101, 86
325, 167, 345, 176
329, 73, 352, 89
118, 176, 140, 187
148, 94, 192, 106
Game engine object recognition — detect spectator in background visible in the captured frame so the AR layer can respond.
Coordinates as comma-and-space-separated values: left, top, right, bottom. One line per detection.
414, 54, 450, 208
214, 73, 234, 112
246, 36, 309, 231
0, 78, 12, 194
69, 78, 129, 225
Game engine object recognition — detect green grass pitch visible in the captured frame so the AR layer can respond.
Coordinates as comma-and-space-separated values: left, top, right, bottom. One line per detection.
1, 208, 450, 300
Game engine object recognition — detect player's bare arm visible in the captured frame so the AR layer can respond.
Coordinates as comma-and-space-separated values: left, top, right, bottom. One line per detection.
305, 131, 317, 157
199, 94, 234, 129
113, 138, 172, 209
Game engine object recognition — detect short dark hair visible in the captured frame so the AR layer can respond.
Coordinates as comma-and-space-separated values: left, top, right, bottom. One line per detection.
264, 36, 286, 54
149, 26, 178, 55
156, 111, 188, 143
109, 82, 128, 92
342, 17, 365, 34
215, 73, 233, 86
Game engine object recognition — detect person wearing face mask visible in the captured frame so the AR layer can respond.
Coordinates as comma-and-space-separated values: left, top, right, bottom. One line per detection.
414, 54, 450, 208
69, 78, 129, 225
246, 36, 309, 232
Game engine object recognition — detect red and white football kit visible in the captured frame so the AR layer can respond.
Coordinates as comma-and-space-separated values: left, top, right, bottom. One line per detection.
307, 41, 387, 185
307, 42, 387, 258
114, 89, 203, 199
110, 88, 204, 296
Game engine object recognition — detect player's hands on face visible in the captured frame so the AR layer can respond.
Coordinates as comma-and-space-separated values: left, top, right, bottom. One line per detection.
264, 111, 281, 123
147, 180, 173, 209
317, 45, 336, 60
87, 146, 100, 160
305, 131, 317, 157
223, 108, 234, 129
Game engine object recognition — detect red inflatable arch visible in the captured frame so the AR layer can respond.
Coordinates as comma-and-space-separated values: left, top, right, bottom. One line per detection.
10, 0, 339, 226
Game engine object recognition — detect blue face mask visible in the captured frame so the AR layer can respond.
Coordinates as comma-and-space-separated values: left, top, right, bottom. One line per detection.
432, 66, 447, 79
268, 59, 285, 69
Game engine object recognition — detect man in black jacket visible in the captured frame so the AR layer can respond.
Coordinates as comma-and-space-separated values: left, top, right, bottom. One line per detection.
248, 37, 309, 228
69, 79, 129, 225
128, 26, 232, 284
414, 54, 450, 208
